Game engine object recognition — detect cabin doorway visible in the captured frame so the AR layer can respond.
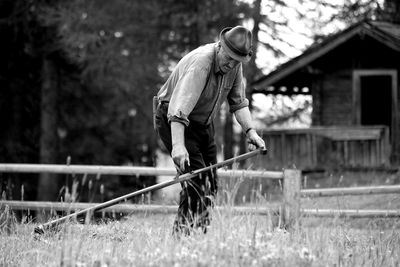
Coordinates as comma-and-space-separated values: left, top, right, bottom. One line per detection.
353, 69, 398, 161
353, 70, 398, 128
360, 75, 392, 127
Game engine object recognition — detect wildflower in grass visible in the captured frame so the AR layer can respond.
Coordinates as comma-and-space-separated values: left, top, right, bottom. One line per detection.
242, 251, 250, 258
299, 247, 316, 261
218, 241, 228, 250
260, 243, 280, 261
190, 251, 198, 260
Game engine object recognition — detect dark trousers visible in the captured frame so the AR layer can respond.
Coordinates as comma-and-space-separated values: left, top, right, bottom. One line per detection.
155, 102, 218, 234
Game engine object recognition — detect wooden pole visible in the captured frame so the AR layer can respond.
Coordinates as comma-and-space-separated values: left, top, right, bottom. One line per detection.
4, 200, 399, 218
0, 164, 283, 179
302, 209, 400, 218
301, 184, 400, 197
281, 169, 301, 230
1, 200, 280, 216
33, 148, 267, 234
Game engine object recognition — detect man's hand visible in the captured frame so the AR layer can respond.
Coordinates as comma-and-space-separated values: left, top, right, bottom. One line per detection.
246, 129, 266, 151
234, 108, 266, 151
171, 122, 190, 174
171, 144, 190, 174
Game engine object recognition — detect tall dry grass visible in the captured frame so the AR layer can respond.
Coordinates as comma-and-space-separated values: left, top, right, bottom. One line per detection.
1, 170, 400, 266
1, 202, 400, 266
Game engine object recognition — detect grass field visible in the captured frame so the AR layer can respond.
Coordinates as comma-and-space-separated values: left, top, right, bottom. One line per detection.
1, 170, 400, 266
1, 202, 400, 266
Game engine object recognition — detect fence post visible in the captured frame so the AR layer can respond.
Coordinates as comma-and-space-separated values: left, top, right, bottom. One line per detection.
281, 169, 301, 230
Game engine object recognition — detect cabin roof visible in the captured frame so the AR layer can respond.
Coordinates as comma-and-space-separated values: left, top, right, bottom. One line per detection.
252, 20, 400, 92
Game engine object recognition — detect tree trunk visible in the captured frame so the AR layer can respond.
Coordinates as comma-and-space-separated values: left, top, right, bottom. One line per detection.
240, 0, 262, 163
195, 1, 208, 45
37, 57, 59, 201
236, 0, 263, 202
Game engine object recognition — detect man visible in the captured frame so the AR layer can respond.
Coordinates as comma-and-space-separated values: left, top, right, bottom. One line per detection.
154, 26, 265, 235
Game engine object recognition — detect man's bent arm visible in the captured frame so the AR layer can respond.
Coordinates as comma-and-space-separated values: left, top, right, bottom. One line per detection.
171, 121, 190, 173
234, 106, 253, 133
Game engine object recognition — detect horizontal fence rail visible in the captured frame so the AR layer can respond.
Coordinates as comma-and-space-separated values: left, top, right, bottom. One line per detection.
303, 209, 400, 218
2, 201, 399, 219
0, 164, 283, 179
0, 201, 280, 216
301, 185, 400, 197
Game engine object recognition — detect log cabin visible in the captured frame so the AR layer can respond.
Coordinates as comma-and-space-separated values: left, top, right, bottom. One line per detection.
252, 20, 400, 171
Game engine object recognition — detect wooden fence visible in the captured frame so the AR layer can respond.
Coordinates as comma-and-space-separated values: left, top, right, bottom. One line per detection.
301, 186, 400, 218
254, 126, 391, 170
1, 164, 399, 228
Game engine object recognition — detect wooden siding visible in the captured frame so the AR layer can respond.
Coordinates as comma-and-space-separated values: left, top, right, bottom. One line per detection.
253, 126, 390, 171
319, 70, 353, 125
395, 68, 400, 163
396, 70, 400, 162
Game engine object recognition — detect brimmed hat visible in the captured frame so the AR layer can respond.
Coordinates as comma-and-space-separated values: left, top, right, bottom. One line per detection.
220, 26, 253, 63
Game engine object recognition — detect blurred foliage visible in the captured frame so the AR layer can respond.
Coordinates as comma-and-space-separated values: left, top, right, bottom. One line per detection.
34, 0, 254, 165
37, 0, 162, 166
329, 0, 400, 24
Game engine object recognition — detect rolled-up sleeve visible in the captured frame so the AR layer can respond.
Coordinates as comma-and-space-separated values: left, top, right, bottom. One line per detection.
227, 65, 249, 113
167, 66, 209, 126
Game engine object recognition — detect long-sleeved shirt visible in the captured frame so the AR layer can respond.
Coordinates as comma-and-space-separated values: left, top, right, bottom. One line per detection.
157, 42, 249, 126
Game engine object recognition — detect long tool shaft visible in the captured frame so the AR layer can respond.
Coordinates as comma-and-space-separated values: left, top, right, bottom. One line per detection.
34, 148, 266, 234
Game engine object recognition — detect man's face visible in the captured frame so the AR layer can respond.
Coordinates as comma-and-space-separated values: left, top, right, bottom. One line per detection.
217, 47, 240, 74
